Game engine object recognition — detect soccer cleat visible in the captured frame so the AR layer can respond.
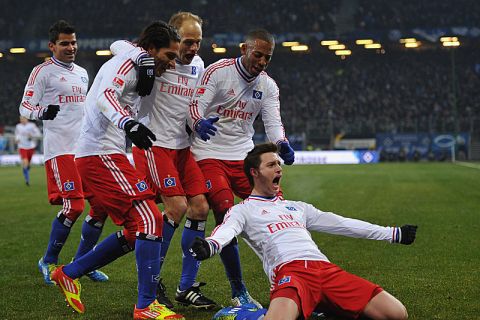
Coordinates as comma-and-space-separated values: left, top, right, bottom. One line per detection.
86, 269, 109, 282
51, 265, 85, 314
213, 303, 267, 320
133, 299, 185, 319
175, 282, 217, 309
38, 257, 56, 285
231, 290, 263, 309
156, 278, 174, 309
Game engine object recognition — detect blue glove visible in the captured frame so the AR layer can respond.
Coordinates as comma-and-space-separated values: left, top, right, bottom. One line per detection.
195, 117, 219, 141
278, 141, 295, 165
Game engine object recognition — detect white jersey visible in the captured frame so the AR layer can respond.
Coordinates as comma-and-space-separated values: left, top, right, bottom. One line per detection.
19, 57, 88, 161
110, 40, 205, 149
188, 57, 287, 161
75, 54, 138, 157
208, 195, 398, 283
15, 122, 42, 149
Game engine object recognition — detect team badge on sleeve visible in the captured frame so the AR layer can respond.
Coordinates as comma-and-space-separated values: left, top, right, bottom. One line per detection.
191, 66, 197, 75
25, 90, 34, 97
252, 90, 263, 100
278, 275, 291, 286
112, 77, 125, 89
163, 177, 176, 188
195, 87, 205, 97
135, 180, 148, 192
64, 181, 75, 191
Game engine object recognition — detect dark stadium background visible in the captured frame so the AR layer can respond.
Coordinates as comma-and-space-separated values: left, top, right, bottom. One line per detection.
1, 0, 479, 159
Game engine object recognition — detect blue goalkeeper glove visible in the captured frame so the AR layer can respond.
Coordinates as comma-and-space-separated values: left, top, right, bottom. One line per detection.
195, 116, 219, 141
189, 236, 218, 260
393, 225, 417, 245
136, 54, 155, 97
39, 104, 60, 120
278, 141, 295, 165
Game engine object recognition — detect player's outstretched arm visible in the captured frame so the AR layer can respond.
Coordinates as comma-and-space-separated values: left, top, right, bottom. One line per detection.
394, 225, 418, 245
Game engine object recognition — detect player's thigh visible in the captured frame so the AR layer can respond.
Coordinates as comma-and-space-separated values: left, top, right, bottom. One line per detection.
197, 159, 234, 216
45, 154, 84, 205
362, 290, 407, 320
265, 297, 300, 320
177, 148, 208, 198
229, 160, 252, 200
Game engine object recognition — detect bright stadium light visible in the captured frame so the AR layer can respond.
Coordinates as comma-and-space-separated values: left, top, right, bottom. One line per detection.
364, 43, 381, 49
356, 39, 374, 45
213, 47, 227, 53
282, 41, 300, 47
405, 42, 421, 48
335, 50, 351, 56
291, 45, 309, 51
96, 50, 112, 56
10, 47, 26, 54
238, 42, 244, 47
399, 38, 417, 43
0, 52, 3, 58
320, 40, 338, 46
443, 41, 460, 47
328, 44, 346, 50
440, 36, 458, 42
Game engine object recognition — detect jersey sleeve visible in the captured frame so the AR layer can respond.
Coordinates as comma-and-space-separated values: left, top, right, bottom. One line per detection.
261, 79, 287, 144
303, 202, 396, 242
110, 40, 146, 64
187, 62, 219, 129
207, 206, 246, 251
95, 60, 136, 129
19, 66, 48, 120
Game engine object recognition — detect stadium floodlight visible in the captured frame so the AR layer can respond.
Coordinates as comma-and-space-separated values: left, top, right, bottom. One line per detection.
0, 52, 3, 58
328, 44, 346, 50
238, 42, 244, 47
291, 45, 309, 51
96, 50, 112, 56
440, 36, 458, 42
10, 47, 26, 54
405, 42, 420, 48
320, 40, 339, 46
356, 39, 374, 45
335, 50, 351, 56
364, 43, 381, 49
442, 41, 460, 47
399, 38, 417, 43
213, 47, 227, 53
282, 41, 300, 47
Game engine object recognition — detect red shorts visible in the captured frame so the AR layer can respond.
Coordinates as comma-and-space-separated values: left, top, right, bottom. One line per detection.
19, 148, 35, 162
76, 154, 162, 236
197, 159, 251, 200
133, 146, 208, 199
45, 155, 84, 205
270, 260, 383, 319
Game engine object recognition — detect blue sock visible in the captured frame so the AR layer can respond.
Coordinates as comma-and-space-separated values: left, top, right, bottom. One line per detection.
179, 218, 206, 291
22, 167, 29, 184
159, 214, 177, 270
219, 239, 246, 297
73, 218, 103, 260
63, 231, 132, 279
136, 238, 161, 309
43, 217, 71, 264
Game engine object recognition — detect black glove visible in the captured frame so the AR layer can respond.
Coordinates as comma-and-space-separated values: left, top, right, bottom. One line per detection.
136, 55, 155, 97
189, 236, 215, 261
278, 141, 295, 165
124, 120, 156, 150
40, 104, 60, 120
399, 225, 417, 245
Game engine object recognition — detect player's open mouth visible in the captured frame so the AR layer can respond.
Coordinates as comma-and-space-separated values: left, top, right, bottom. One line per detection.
272, 176, 281, 186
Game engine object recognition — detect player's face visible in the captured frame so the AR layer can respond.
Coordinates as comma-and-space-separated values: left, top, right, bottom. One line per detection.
49, 33, 77, 63
241, 39, 274, 77
149, 41, 180, 76
252, 152, 282, 197
178, 21, 202, 65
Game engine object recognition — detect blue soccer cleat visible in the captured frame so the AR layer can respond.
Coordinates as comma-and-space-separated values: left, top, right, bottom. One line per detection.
212, 303, 267, 320
38, 257, 56, 285
85, 269, 109, 282
231, 290, 262, 309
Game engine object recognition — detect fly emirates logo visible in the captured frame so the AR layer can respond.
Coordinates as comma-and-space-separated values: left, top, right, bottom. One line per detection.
58, 85, 86, 103
267, 214, 305, 234
216, 100, 253, 121
158, 76, 195, 97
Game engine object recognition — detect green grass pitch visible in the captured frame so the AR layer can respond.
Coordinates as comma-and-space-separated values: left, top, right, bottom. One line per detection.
0, 163, 479, 319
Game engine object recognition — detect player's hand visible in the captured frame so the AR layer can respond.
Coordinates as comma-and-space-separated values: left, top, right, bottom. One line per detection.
195, 117, 219, 141
40, 104, 60, 120
136, 54, 155, 97
124, 120, 156, 150
278, 141, 295, 165
189, 236, 216, 260
397, 225, 417, 245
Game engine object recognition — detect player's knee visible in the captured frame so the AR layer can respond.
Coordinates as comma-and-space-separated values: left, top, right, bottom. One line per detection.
87, 208, 108, 225
187, 198, 209, 220
57, 198, 85, 227
164, 201, 188, 224
122, 227, 137, 249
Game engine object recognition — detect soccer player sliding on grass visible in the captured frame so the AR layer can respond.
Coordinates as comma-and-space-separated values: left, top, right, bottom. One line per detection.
191, 142, 418, 320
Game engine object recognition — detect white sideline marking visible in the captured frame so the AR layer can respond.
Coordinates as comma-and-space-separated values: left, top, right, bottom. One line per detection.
454, 161, 480, 170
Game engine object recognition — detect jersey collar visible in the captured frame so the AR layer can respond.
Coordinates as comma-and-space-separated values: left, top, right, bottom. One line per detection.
51, 56, 74, 71
235, 57, 256, 83
248, 194, 280, 202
